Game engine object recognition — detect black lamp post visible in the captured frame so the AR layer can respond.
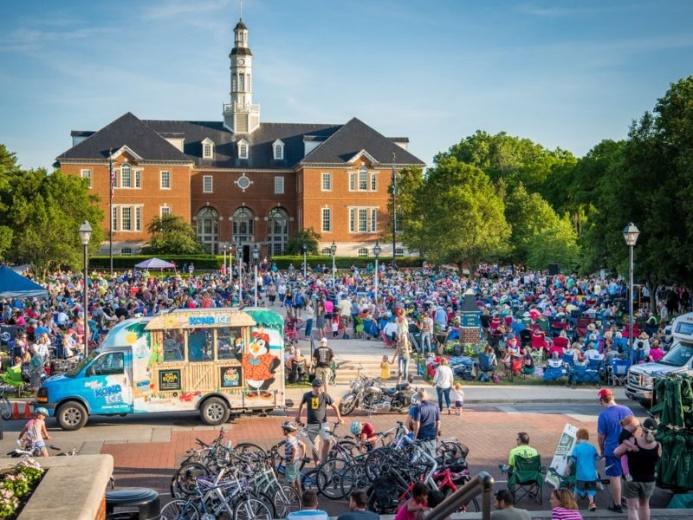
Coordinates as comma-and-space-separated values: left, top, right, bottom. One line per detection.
79, 221, 92, 357
302, 243, 307, 278
623, 222, 640, 349
252, 244, 259, 306
330, 241, 337, 286
373, 241, 382, 304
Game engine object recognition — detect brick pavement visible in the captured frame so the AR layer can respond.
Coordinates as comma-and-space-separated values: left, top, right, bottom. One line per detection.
101, 408, 599, 508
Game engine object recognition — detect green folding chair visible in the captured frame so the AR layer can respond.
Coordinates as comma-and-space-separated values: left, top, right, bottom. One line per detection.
508, 454, 546, 504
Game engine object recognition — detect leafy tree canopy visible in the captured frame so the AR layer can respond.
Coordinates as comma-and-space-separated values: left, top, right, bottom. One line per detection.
146, 214, 202, 255
284, 228, 321, 255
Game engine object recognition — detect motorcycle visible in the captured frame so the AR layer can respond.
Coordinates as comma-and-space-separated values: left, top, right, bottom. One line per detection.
339, 375, 417, 415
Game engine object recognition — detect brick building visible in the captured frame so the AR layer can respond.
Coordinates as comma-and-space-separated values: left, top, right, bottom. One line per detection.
56, 20, 424, 259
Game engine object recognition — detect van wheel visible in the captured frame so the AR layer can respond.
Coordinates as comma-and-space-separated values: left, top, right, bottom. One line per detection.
200, 397, 230, 426
57, 401, 88, 431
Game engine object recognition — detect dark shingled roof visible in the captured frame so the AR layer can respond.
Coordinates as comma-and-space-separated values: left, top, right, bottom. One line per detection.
58, 112, 190, 163
57, 113, 425, 168
142, 120, 341, 168
301, 117, 424, 166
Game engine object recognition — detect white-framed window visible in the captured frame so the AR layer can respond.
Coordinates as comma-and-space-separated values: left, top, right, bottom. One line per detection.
321, 172, 332, 191
160, 205, 171, 217
112, 205, 144, 232
203, 175, 213, 193
358, 166, 368, 190
202, 139, 214, 159
238, 140, 249, 159
120, 164, 132, 188
274, 176, 285, 194
273, 140, 284, 160
349, 171, 356, 191
134, 169, 142, 189
121, 247, 133, 255
321, 207, 332, 233
358, 248, 369, 258
371, 172, 377, 191
395, 247, 405, 257
348, 206, 378, 233
80, 169, 92, 189
160, 171, 171, 189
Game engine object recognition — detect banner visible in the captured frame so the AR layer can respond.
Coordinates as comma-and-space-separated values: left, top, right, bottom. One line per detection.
545, 423, 578, 488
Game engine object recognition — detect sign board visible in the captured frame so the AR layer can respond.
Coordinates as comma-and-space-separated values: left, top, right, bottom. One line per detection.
220, 366, 243, 388
461, 313, 480, 328
545, 423, 578, 488
159, 369, 182, 391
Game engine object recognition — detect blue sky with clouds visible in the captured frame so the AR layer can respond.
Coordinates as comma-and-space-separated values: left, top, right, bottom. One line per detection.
1, 0, 692, 170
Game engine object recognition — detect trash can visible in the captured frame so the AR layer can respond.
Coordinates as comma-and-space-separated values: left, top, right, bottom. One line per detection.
106, 487, 160, 520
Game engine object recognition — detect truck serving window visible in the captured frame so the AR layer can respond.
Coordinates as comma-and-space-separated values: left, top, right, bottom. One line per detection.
90, 352, 124, 376
217, 327, 243, 360
188, 329, 213, 362
163, 330, 184, 362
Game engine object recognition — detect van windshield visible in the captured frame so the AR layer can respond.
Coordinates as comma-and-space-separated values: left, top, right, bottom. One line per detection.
66, 351, 100, 377
660, 343, 693, 367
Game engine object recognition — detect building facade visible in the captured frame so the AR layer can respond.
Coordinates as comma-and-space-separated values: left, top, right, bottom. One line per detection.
57, 20, 424, 258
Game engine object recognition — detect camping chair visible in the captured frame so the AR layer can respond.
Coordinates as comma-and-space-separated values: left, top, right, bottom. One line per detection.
477, 353, 496, 382
353, 317, 365, 339
569, 365, 602, 385
0, 363, 25, 396
608, 359, 630, 386
508, 454, 546, 504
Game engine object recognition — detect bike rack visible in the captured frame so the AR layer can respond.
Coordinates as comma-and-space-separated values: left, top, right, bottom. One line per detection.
425, 470, 495, 520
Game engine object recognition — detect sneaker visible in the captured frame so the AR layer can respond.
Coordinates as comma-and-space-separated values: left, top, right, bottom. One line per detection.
607, 504, 623, 513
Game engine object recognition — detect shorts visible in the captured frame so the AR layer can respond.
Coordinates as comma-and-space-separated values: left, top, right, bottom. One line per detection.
575, 480, 597, 498
622, 480, 655, 500
306, 423, 331, 443
604, 455, 623, 477
455, 401, 463, 408
315, 367, 331, 386
32, 441, 46, 450
284, 460, 301, 483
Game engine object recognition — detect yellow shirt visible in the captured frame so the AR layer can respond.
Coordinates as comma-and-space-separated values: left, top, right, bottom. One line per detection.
509, 445, 538, 467
380, 361, 391, 380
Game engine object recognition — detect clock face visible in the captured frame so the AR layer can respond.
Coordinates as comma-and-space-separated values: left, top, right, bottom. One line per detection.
238, 58, 245, 66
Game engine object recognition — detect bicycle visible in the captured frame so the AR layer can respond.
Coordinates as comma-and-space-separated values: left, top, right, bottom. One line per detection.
0, 385, 13, 420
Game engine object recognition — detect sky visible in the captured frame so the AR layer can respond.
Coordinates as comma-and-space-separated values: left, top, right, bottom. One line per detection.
1, 0, 692, 170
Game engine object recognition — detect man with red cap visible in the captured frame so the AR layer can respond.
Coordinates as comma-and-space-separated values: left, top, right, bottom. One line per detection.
597, 388, 633, 513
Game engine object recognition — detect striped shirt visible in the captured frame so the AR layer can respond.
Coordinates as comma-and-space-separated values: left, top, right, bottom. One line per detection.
284, 435, 299, 463
551, 507, 583, 520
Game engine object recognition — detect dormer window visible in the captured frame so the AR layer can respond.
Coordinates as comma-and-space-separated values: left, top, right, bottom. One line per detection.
201, 138, 214, 159
238, 139, 249, 160
273, 139, 284, 160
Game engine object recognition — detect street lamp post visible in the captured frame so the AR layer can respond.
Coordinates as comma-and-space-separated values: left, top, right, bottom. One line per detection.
373, 241, 382, 304
222, 243, 227, 276
237, 239, 243, 306
623, 222, 640, 350
78, 221, 92, 357
330, 241, 337, 286
253, 244, 259, 307
302, 243, 307, 279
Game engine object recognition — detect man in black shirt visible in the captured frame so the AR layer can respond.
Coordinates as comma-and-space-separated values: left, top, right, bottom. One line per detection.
336, 490, 379, 519
312, 338, 334, 392
296, 378, 343, 464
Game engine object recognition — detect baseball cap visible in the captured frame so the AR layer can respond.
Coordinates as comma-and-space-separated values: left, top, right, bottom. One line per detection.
597, 388, 613, 400
312, 378, 323, 387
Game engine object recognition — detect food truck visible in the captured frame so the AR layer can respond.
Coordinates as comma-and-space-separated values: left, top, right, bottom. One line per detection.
36, 308, 285, 430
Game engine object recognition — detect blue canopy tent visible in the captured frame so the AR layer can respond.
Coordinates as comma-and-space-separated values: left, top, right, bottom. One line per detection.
0, 265, 48, 298
134, 258, 176, 270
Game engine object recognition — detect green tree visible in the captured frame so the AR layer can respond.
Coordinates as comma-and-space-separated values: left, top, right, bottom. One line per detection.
404, 155, 510, 267
146, 214, 202, 255
443, 131, 577, 194
0, 167, 104, 274
505, 183, 579, 270
387, 167, 427, 256
284, 228, 321, 255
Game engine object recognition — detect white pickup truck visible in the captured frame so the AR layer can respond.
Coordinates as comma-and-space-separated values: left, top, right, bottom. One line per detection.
625, 312, 693, 407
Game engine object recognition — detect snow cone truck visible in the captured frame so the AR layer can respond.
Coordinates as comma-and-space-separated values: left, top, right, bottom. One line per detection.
36, 308, 285, 430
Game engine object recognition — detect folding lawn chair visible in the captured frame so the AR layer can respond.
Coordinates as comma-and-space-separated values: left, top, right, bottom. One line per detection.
508, 454, 546, 504
608, 359, 630, 386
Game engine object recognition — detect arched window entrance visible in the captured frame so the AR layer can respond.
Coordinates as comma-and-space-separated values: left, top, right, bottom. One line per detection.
196, 207, 219, 253
267, 208, 289, 255
232, 207, 255, 245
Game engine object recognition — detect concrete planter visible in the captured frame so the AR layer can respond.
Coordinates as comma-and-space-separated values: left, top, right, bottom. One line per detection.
17, 454, 113, 520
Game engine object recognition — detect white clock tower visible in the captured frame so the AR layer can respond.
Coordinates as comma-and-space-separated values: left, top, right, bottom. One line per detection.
223, 19, 260, 134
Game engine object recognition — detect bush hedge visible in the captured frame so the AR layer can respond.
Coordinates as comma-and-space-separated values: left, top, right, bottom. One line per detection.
89, 254, 423, 270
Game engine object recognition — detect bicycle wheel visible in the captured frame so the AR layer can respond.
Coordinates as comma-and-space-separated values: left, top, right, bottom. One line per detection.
171, 462, 211, 498
0, 396, 11, 421
332, 439, 358, 460
301, 468, 319, 493
271, 484, 301, 518
317, 457, 347, 500
339, 463, 369, 498
160, 499, 200, 520
235, 442, 266, 457
233, 497, 273, 520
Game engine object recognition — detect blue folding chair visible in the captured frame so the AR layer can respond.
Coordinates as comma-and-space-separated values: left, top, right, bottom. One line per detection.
608, 359, 630, 386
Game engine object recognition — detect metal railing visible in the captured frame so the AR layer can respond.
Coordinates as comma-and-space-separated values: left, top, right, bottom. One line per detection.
425, 471, 495, 520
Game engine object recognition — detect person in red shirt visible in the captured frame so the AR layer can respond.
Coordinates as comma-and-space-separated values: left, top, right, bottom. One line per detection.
350, 421, 378, 450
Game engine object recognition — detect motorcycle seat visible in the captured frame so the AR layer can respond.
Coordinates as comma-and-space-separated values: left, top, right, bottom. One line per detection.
396, 382, 410, 391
